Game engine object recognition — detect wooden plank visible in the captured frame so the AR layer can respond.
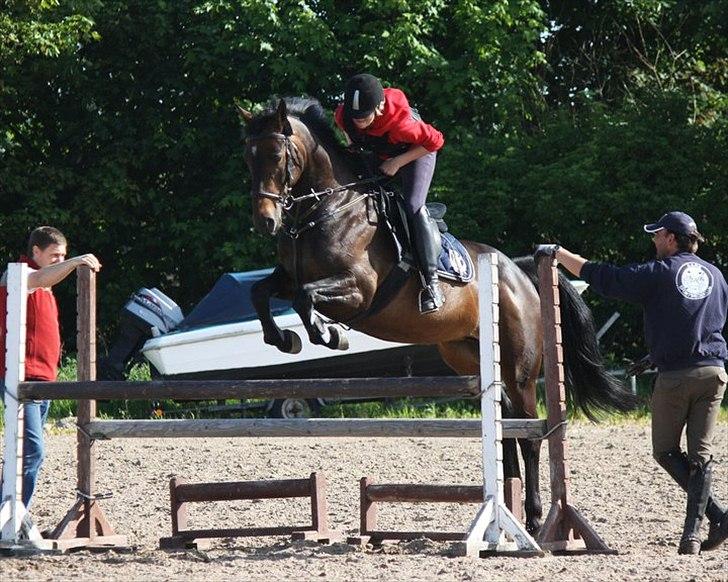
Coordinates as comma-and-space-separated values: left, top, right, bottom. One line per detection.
537, 259, 570, 505
366, 484, 483, 503
171, 526, 314, 539
19, 375, 481, 401
175, 478, 311, 502
76, 267, 96, 539
83, 418, 547, 439
360, 477, 377, 534
363, 530, 468, 542
309, 473, 328, 535
504, 477, 523, 523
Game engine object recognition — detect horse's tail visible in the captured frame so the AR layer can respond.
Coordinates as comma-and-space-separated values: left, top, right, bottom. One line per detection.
513, 256, 638, 420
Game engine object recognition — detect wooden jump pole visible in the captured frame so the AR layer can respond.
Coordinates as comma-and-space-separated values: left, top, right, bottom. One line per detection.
80, 417, 545, 439
19, 376, 482, 401
535, 256, 615, 554
48, 267, 126, 550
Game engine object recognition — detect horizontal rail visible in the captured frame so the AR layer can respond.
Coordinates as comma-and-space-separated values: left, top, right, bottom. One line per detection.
170, 526, 314, 539
84, 418, 546, 439
366, 484, 483, 503
362, 530, 466, 541
175, 479, 311, 503
19, 376, 480, 401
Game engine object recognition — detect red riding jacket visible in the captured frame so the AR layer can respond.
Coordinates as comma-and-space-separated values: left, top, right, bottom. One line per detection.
335, 88, 444, 158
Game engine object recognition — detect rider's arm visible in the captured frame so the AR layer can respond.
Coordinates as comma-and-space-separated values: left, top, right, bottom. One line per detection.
380, 145, 429, 176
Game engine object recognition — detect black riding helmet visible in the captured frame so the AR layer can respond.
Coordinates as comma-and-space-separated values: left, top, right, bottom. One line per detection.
344, 74, 384, 119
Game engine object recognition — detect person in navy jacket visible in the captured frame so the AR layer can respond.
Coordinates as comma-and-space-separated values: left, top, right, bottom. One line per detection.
535, 211, 727, 555
335, 73, 445, 313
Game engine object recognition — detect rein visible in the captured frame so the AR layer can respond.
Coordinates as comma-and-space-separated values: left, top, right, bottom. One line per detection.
284, 176, 387, 238
247, 128, 388, 239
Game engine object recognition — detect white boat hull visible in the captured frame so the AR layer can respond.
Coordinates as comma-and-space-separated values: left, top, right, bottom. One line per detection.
142, 313, 407, 376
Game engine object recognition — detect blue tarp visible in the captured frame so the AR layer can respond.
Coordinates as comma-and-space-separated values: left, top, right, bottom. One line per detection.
178, 268, 293, 330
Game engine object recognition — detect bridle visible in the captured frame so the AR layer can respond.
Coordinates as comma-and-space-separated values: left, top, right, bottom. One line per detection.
246, 129, 388, 238
246, 131, 298, 204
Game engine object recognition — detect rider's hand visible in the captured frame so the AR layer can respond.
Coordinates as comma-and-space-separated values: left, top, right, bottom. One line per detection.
379, 158, 401, 177
533, 244, 561, 261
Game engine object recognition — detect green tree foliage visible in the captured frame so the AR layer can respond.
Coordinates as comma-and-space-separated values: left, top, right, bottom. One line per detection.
0, 0, 725, 362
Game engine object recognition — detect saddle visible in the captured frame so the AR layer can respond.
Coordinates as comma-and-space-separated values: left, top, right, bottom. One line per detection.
346, 184, 474, 324
373, 188, 473, 283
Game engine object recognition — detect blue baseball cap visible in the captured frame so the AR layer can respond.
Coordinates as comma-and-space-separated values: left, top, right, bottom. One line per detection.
643, 211, 702, 238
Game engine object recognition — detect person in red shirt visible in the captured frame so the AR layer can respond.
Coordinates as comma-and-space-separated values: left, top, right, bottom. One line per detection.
334, 74, 446, 313
1, 226, 101, 509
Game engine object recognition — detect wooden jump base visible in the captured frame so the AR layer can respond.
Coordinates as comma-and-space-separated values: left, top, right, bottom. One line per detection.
1, 254, 616, 556
159, 472, 339, 550
347, 476, 523, 547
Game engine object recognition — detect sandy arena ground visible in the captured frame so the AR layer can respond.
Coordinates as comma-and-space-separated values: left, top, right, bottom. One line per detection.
1, 420, 726, 581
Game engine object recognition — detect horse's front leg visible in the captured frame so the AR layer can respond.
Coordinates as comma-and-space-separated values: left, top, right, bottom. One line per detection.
251, 267, 302, 354
520, 437, 543, 535
292, 274, 364, 351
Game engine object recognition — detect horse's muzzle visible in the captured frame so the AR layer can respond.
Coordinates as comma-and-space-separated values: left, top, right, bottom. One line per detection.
263, 217, 278, 235
252, 210, 281, 236
252, 190, 282, 236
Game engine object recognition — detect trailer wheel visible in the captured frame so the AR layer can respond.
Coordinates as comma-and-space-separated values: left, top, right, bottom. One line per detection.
269, 398, 321, 419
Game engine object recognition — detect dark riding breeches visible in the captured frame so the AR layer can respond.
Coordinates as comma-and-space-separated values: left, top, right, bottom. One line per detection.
651, 366, 727, 464
399, 151, 437, 216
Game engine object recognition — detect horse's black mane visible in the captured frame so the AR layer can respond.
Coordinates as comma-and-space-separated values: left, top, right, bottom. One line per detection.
250, 97, 354, 163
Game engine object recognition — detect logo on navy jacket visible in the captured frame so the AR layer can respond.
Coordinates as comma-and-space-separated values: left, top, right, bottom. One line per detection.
675, 262, 713, 300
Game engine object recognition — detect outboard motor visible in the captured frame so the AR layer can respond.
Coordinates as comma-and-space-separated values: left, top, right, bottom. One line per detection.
98, 288, 183, 380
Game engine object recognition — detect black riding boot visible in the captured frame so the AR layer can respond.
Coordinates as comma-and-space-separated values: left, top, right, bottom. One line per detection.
657, 450, 728, 551
677, 459, 713, 554
411, 206, 444, 313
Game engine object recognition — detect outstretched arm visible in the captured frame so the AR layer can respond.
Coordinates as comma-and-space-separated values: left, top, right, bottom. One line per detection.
534, 244, 587, 277
554, 247, 587, 277
27, 254, 102, 289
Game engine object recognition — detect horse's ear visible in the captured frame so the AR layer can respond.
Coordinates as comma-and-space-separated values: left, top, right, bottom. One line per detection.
236, 104, 253, 125
276, 99, 293, 136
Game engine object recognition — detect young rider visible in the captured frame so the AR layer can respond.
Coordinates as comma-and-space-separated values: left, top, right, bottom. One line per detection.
334, 74, 445, 313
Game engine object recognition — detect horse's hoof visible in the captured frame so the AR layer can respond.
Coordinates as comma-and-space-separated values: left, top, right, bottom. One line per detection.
281, 329, 302, 354
328, 327, 349, 351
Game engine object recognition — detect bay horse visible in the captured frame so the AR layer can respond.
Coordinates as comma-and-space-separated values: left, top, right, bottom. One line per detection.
238, 97, 636, 534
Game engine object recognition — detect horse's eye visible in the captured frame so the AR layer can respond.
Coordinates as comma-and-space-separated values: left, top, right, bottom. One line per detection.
270, 152, 283, 162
